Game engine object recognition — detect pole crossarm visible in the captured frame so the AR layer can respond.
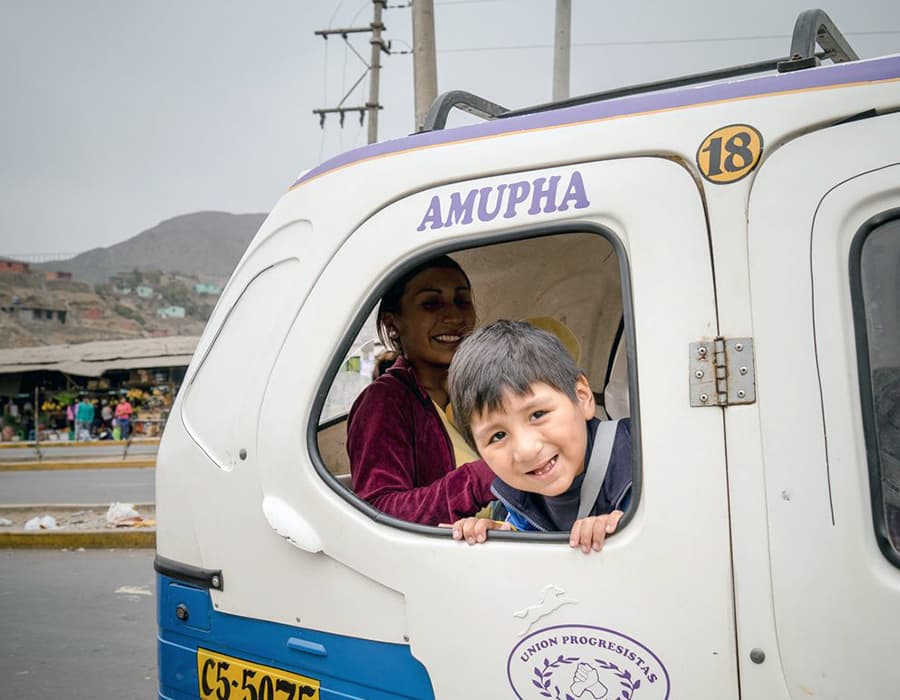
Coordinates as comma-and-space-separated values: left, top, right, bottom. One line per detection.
312, 106, 381, 129
313, 0, 388, 143
315, 26, 381, 39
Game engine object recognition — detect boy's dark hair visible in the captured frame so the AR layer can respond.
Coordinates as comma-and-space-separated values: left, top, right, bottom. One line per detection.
376, 254, 470, 353
449, 319, 582, 449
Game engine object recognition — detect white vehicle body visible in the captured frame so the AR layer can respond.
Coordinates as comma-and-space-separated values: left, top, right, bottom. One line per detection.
156, 14, 900, 700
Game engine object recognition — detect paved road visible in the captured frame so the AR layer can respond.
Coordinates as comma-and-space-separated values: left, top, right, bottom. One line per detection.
0, 548, 157, 700
0, 467, 155, 505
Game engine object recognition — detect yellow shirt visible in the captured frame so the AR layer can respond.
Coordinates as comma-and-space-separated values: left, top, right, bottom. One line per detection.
433, 400, 493, 519
433, 400, 480, 466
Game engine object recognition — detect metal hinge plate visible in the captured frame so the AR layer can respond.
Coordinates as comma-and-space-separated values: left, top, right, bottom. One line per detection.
690, 337, 756, 407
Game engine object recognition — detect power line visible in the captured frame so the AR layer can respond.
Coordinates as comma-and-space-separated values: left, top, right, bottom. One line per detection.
313, 0, 390, 144
327, 1, 350, 27
437, 29, 900, 54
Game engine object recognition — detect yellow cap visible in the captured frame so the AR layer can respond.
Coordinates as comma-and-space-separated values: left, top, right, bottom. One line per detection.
525, 316, 582, 365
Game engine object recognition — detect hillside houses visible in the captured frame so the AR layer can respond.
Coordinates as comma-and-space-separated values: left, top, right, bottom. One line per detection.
0, 238, 233, 348
0, 298, 67, 324
157, 306, 186, 319
1, 260, 72, 282
0, 211, 269, 349
193, 282, 221, 295
0, 260, 30, 274
44, 271, 72, 281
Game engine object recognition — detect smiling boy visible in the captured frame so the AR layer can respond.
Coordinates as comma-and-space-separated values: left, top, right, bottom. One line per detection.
448, 320, 632, 552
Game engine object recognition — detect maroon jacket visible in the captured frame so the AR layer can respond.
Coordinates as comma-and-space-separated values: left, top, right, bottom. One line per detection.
347, 356, 495, 525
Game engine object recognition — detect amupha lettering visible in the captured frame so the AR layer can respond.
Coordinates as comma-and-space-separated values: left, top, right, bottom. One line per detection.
417, 170, 590, 231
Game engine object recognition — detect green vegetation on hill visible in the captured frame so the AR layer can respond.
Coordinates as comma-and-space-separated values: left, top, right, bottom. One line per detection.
113, 304, 145, 326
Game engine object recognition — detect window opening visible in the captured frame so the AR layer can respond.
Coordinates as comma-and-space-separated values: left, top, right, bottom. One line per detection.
851, 215, 900, 563
314, 229, 636, 538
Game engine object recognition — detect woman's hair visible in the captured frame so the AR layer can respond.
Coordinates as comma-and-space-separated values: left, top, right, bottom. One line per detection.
376, 254, 471, 353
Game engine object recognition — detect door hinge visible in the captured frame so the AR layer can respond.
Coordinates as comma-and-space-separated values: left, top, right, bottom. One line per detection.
689, 337, 756, 407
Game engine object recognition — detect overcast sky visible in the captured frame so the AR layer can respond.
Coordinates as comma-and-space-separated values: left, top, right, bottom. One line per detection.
1, 0, 898, 259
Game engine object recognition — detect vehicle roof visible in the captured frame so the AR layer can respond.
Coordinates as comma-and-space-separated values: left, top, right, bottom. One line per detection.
293, 53, 900, 190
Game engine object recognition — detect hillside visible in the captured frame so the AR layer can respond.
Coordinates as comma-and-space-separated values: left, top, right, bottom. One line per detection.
0, 211, 266, 349
37, 211, 266, 285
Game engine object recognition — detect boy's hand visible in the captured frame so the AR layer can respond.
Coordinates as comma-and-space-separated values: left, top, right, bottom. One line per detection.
447, 517, 512, 544
569, 510, 624, 553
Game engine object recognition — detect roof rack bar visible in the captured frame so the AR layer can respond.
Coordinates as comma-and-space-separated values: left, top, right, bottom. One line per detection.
421, 8, 860, 131
778, 8, 859, 73
423, 57, 787, 131
423, 90, 509, 131
499, 57, 787, 119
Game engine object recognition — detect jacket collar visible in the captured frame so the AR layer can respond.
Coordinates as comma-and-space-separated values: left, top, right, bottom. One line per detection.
384, 355, 432, 405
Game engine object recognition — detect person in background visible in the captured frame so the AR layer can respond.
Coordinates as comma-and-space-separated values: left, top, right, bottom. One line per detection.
75, 396, 94, 441
372, 349, 400, 379
95, 400, 113, 440
91, 399, 103, 437
101, 400, 113, 430
346, 255, 495, 526
66, 401, 75, 438
71, 397, 82, 437
115, 395, 133, 440
23, 403, 35, 441
1, 397, 19, 441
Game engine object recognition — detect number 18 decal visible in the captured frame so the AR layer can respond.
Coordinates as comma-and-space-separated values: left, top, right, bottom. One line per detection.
696, 124, 763, 184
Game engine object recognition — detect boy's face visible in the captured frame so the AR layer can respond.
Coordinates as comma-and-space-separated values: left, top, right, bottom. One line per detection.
470, 376, 595, 498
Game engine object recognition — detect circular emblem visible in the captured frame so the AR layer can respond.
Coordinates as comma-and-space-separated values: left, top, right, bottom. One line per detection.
696, 124, 763, 184
507, 624, 670, 700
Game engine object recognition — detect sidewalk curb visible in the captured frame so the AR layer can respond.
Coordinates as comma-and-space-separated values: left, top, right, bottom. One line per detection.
0, 458, 156, 472
0, 438, 160, 450
0, 503, 156, 549
0, 501, 154, 511
0, 529, 155, 549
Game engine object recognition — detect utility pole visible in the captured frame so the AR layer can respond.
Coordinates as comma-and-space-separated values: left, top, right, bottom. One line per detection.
411, 0, 438, 132
313, 0, 389, 144
553, 0, 571, 101
367, 0, 386, 144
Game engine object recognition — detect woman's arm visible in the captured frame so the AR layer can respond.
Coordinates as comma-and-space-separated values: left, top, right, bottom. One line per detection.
347, 381, 494, 526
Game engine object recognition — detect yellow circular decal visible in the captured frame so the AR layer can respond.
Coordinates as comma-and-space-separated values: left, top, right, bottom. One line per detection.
696, 124, 763, 184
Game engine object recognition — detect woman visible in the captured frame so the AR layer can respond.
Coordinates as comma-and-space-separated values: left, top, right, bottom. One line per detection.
347, 255, 495, 525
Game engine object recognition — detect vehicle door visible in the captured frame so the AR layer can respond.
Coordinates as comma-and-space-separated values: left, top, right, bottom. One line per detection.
748, 111, 900, 698
243, 157, 738, 698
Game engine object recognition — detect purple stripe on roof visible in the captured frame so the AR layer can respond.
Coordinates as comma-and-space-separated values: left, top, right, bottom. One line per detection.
293, 55, 900, 189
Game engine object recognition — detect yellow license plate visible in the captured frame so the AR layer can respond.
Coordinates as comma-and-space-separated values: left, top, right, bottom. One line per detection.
197, 647, 320, 700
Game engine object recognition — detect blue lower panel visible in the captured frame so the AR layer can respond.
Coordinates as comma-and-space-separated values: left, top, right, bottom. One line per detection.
157, 574, 434, 700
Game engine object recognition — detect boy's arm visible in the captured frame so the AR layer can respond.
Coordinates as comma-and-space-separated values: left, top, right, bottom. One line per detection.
569, 510, 624, 553
449, 517, 513, 544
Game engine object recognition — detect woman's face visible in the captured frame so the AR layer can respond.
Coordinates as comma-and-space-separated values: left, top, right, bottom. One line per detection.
384, 266, 475, 371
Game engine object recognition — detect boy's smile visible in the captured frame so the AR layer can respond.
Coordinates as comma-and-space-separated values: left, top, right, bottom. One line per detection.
529, 456, 557, 478
471, 377, 596, 497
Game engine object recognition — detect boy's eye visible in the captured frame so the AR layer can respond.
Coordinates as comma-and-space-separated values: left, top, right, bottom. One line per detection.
530, 410, 548, 421
487, 431, 506, 445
